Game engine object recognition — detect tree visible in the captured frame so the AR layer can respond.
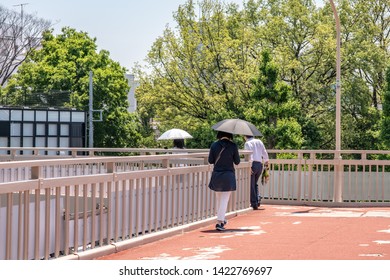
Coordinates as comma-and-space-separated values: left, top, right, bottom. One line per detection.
245, 0, 340, 149
136, 0, 389, 151
4, 27, 140, 148
0, 4, 51, 87
244, 50, 303, 149
342, 0, 389, 109
241, 0, 389, 150
381, 67, 390, 148
135, 0, 259, 148
336, 0, 389, 150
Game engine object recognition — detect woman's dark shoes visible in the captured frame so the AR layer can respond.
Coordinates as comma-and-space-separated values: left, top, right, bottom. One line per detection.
216, 223, 226, 231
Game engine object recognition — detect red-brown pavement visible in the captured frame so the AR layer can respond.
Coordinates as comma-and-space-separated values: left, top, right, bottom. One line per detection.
96, 204, 390, 260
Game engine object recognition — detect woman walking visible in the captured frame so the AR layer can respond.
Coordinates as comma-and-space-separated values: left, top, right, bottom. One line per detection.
208, 131, 240, 231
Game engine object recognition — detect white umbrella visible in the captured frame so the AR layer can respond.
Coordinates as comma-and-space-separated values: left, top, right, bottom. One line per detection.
157, 128, 193, 140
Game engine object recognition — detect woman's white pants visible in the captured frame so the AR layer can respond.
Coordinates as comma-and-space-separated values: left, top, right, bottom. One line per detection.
215, 191, 231, 222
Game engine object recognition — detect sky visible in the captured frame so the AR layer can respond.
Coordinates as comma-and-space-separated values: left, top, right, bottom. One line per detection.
2, 0, 325, 74
1, 0, 244, 73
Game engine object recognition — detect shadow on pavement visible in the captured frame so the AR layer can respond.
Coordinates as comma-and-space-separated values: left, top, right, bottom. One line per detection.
201, 228, 256, 234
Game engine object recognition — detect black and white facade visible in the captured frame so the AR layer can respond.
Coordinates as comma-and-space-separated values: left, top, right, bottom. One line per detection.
0, 107, 86, 155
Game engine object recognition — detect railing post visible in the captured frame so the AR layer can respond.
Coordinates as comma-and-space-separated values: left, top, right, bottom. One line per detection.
162, 159, 169, 168
333, 152, 343, 202
297, 152, 302, 201
308, 152, 315, 202
31, 166, 41, 179
11, 149, 16, 160
107, 162, 115, 173
6, 193, 13, 259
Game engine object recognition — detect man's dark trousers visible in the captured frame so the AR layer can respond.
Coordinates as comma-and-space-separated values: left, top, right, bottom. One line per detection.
250, 161, 263, 209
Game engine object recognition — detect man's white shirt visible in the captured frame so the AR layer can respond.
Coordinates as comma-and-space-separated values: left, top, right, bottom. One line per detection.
244, 137, 269, 163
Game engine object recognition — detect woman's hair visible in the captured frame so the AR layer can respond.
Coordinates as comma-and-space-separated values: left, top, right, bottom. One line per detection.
217, 131, 233, 140
173, 139, 185, 148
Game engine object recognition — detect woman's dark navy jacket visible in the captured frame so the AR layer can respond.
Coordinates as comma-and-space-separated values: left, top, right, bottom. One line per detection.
208, 138, 240, 192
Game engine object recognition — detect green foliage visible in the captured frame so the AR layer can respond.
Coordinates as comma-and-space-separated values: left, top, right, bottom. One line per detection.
2, 0, 388, 151
335, 0, 389, 151
135, 0, 390, 151
243, 50, 303, 149
4, 27, 140, 148
135, 0, 257, 148
381, 67, 390, 148
185, 122, 218, 149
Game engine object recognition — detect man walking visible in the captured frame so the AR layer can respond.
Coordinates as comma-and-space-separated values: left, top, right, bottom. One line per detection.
244, 135, 269, 210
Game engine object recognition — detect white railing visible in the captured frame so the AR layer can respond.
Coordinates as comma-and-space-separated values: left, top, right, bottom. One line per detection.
262, 150, 390, 205
0, 147, 211, 161
1, 148, 390, 260
0, 151, 251, 260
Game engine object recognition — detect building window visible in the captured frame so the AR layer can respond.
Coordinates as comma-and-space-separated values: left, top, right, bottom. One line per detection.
60, 111, 70, 122
11, 110, 22, 121
23, 110, 34, 121
36, 111, 46, 121
23, 123, 34, 136
10, 123, 21, 136
60, 124, 69, 136
48, 124, 57, 135
0, 110, 10, 121
36, 123, 46, 135
48, 111, 58, 122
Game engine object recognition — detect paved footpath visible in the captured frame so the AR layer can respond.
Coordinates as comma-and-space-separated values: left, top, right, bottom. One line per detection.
97, 204, 390, 260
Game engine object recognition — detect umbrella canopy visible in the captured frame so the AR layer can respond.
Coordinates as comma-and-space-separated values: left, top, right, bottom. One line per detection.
157, 128, 193, 140
211, 118, 262, 136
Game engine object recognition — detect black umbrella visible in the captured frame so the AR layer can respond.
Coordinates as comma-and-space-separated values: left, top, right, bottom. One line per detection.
211, 118, 262, 136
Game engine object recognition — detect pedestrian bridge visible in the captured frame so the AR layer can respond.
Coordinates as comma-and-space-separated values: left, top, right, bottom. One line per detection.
0, 147, 389, 260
